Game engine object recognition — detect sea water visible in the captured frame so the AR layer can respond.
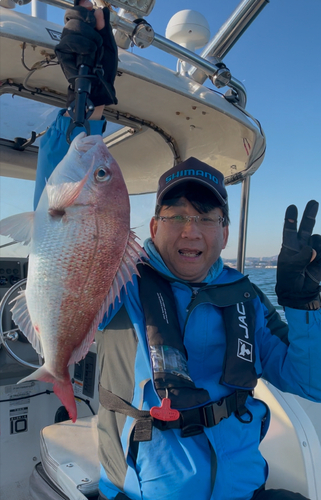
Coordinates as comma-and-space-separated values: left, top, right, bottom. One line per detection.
244, 267, 286, 322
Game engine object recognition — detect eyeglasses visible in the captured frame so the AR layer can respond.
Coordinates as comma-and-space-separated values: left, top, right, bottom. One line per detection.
154, 214, 225, 228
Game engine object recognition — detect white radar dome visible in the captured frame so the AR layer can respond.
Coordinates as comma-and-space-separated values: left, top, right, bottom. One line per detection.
165, 10, 210, 51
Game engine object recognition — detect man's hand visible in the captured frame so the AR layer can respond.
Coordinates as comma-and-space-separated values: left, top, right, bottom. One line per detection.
55, 0, 118, 108
275, 200, 321, 310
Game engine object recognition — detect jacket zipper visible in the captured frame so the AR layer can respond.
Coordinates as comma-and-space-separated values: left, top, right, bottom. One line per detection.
186, 288, 199, 312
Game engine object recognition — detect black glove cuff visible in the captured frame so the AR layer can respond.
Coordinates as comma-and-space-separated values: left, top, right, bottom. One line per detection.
282, 293, 321, 311
301, 294, 321, 310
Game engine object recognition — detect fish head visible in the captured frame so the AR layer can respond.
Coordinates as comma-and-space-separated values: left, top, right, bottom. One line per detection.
45, 133, 130, 219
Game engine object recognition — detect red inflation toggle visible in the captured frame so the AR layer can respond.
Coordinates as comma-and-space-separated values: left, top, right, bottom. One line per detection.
150, 397, 180, 421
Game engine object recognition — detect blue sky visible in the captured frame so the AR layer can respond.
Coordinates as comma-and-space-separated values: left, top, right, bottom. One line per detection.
1, 0, 321, 259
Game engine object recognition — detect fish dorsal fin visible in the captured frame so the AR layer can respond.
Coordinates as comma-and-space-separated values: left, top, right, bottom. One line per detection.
0, 212, 34, 245
67, 231, 147, 366
10, 291, 44, 357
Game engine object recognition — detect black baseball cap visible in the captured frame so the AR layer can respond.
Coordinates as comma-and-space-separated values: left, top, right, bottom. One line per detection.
156, 157, 228, 206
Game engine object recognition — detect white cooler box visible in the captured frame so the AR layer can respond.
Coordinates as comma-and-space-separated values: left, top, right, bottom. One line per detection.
29, 415, 100, 500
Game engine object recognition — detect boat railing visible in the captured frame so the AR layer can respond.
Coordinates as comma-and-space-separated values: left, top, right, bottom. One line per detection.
9, 0, 270, 109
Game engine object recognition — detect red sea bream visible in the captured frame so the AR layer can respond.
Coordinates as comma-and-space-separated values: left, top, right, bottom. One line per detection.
0, 133, 144, 421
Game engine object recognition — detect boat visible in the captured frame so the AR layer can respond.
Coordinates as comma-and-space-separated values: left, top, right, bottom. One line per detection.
0, 0, 320, 499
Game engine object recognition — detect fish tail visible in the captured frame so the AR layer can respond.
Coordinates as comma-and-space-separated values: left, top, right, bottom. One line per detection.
52, 379, 77, 423
18, 366, 77, 423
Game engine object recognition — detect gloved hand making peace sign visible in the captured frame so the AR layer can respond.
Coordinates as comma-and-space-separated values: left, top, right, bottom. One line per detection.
276, 200, 321, 310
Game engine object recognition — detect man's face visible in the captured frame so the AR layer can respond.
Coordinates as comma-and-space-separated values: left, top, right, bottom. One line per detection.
150, 197, 229, 282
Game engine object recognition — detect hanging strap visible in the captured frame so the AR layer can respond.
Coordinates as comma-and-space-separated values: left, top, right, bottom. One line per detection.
99, 384, 251, 441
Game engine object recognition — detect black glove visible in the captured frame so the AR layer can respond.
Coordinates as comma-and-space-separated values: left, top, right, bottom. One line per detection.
94, 7, 118, 106
55, 5, 118, 107
276, 200, 321, 309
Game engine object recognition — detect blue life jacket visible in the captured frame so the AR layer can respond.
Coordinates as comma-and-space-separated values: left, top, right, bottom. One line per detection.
99, 264, 259, 441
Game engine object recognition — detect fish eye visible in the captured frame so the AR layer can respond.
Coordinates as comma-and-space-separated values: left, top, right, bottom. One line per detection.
94, 167, 111, 182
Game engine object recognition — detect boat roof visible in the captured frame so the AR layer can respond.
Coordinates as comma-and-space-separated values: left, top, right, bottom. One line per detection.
0, 7, 266, 195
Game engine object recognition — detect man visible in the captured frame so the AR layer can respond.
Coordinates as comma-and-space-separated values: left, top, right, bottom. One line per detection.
94, 162, 321, 500
33, 3, 321, 499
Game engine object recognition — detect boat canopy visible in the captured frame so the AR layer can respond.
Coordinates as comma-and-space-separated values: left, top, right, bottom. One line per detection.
0, 4, 266, 194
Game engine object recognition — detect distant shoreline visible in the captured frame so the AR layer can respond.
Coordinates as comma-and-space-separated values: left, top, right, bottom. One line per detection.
223, 257, 278, 269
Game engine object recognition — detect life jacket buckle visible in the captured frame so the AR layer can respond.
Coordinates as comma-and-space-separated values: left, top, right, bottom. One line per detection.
203, 398, 229, 427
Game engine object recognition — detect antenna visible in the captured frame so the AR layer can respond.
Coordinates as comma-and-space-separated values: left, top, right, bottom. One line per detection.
165, 10, 210, 52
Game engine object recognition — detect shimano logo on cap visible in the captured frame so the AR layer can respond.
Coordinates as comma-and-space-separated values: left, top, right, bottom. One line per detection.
165, 169, 219, 184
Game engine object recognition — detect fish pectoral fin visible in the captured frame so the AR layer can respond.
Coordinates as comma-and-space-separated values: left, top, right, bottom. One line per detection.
10, 291, 44, 357
46, 160, 93, 211
0, 212, 34, 245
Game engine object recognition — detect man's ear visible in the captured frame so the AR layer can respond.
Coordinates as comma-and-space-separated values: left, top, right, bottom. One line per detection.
222, 225, 229, 249
150, 217, 158, 241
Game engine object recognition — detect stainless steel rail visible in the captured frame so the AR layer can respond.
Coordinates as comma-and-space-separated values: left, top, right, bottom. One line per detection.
15, 0, 251, 106
32, 0, 72, 7
237, 176, 251, 273
189, 0, 269, 84
152, 33, 247, 107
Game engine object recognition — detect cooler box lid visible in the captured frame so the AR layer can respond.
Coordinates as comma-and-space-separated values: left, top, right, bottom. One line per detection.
40, 415, 100, 498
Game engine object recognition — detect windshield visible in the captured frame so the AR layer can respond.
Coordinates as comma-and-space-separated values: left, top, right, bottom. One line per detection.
1, 94, 58, 145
